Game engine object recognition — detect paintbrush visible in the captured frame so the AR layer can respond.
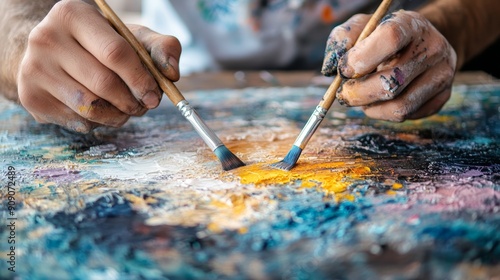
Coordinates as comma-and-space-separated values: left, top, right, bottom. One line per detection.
94, 0, 245, 171
271, 0, 393, 171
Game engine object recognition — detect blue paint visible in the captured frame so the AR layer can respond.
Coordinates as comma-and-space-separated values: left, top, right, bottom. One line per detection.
0, 86, 499, 279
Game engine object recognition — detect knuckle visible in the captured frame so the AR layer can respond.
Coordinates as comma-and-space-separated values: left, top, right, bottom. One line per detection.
19, 57, 43, 80
385, 23, 405, 49
52, 1, 80, 26
18, 90, 37, 112
28, 24, 57, 49
90, 71, 119, 95
128, 68, 154, 91
163, 35, 182, 52
101, 38, 128, 65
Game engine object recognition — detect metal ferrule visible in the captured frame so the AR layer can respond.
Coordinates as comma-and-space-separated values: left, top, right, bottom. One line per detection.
177, 100, 223, 151
293, 106, 328, 149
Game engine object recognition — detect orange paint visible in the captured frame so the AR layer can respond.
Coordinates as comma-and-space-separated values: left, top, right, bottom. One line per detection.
320, 5, 336, 24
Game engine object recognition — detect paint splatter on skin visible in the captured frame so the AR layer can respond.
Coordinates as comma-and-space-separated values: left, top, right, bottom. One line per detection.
322, 38, 348, 76
380, 12, 396, 24
380, 67, 405, 94
0, 85, 499, 279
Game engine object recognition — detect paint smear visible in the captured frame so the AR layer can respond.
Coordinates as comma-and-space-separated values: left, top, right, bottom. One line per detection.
0, 85, 498, 280
234, 160, 373, 201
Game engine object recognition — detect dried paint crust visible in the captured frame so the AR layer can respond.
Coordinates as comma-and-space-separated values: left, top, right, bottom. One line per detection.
0, 85, 499, 279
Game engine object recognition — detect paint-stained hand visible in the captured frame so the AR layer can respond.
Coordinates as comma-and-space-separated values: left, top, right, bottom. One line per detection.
17, 1, 181, 133
321, 10, 457, 122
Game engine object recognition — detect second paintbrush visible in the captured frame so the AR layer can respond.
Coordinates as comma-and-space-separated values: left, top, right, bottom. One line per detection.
94, 0, 244, 171
272, 0, 394, 171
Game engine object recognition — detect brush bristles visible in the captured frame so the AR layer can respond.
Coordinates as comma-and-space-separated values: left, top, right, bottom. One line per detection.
214, 145, 245, 171
271, 145, 302, 171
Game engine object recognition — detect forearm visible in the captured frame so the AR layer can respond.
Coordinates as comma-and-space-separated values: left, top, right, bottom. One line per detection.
0, 0, 59, 101
419, 0, 500, 69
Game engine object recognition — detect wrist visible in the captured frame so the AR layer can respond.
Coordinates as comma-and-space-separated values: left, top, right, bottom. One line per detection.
0, 0, 57, 102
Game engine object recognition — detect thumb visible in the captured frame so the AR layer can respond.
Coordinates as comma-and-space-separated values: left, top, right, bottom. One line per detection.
128, 24, 182, 82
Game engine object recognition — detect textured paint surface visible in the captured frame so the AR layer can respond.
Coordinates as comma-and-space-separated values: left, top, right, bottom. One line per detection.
0, 84, 499, 279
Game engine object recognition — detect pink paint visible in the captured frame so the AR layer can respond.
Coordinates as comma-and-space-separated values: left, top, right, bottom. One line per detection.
377, 178, 499, 213
34, 168, 81, 183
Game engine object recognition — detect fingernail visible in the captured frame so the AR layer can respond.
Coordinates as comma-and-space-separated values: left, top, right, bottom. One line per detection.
68, 121, 93, 134
168, 56, 179, 73
337, 96, 350, 107
336, 81, 350, 106
338, 63, 350, 79
142, 90, 160, 108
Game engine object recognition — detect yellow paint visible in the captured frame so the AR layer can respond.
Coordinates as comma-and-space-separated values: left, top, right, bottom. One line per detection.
210, 199, 230, 209
78, 105, 92, 114
234, 161, 373, 200
385, 115, 457, 130
124, 193, 150, 211
411, 115, 455, 124
386, 190, 397, 196
392, 183, 403, 190
207, 222, 222, 233
230, 194, 249, 216
41, 146, 73, 160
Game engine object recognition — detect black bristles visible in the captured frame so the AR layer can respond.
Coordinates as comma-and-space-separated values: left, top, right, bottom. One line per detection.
271, 145, 302, 171
214, 145, 245, 171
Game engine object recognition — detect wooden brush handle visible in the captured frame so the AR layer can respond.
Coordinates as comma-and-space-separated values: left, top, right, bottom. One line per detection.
319, 0, 393, 110
94, 0, 185, 105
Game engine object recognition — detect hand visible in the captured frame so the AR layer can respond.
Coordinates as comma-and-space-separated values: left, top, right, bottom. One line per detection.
321, 10, 457, 122
17, 0, 181, 133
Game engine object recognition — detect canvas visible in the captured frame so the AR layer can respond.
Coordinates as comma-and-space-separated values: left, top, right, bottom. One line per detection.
0, 83, 499, 279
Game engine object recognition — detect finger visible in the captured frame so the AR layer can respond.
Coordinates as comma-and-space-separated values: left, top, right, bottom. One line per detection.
362, 60, 454, 122
337, 67, 408, 107
128, 24, 182, 82
49, 77, 131, 127
18, 86, 98, 133
321, 14, 371, 76
338, 10, 429, 78
337, 31, 448, 107
406, 88, 451, 120
56, 38, 148, 116
52, 1, 162, 109
20, 52, 131, 127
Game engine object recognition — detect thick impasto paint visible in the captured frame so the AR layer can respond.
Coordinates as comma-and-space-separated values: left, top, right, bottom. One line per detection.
0, 84, 499, 279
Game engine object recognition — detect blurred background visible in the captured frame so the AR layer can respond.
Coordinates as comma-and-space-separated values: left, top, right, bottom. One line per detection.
107, 0, 143, 24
